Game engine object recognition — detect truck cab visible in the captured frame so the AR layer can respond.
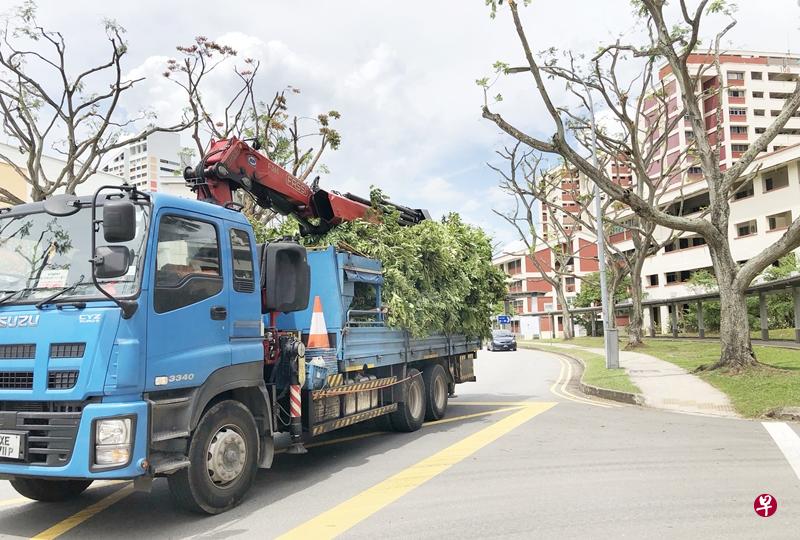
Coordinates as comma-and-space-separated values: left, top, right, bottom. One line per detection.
0, 188, 280, 510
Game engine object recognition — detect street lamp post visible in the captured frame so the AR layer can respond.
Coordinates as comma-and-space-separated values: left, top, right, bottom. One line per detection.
583, 83, 620, 369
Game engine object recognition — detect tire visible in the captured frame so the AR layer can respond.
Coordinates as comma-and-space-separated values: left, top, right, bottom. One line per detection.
488, 343, 493, 351
389, 368, 426, 432
10, 478, 92, 502
168, 400, 259, 514
422, 364, 448, 421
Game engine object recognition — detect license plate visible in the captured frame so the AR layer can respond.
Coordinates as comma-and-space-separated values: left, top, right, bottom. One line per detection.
0, 432, 23, 460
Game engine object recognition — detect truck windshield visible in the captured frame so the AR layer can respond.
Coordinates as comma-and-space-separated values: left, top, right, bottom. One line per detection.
0, 204, 149, 304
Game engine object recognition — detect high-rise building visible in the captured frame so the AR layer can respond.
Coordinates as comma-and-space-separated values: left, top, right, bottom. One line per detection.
102, 132, 191, 197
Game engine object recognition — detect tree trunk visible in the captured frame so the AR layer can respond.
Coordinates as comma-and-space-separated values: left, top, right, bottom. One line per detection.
555, 288, 574, 340
705, 239, 759, 370
714, 284, 757, 370
627, 262, 645, 348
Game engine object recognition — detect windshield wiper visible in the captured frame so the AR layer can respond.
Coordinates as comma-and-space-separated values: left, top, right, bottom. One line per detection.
0, 287, 38, 306
35, 275, 86, 309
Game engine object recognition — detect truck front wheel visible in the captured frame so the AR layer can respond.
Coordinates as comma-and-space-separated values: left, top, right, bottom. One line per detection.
390, 368, 426, 432
10, 478, 92, 502
168, 400, 259, 514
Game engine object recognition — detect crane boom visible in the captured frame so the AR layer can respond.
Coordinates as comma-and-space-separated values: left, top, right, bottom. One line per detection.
183, 137, 429, 234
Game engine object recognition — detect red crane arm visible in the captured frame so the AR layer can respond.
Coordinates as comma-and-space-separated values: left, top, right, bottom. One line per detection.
184, 137, 428, 234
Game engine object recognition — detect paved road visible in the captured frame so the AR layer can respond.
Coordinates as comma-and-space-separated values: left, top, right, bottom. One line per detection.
0, 349, 798, 538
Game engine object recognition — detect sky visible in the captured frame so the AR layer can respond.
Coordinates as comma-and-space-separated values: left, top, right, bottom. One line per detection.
6, 0, 800, 248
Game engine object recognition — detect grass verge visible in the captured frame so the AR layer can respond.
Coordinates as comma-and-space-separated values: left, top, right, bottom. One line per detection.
526, 337, 800, 417
519, 341, 641, 395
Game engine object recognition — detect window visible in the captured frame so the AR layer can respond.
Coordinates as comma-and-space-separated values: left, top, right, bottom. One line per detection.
736, 220, 757, 237
771, 110, 781, 117
230, 229, 255, 292
752, 91, 764, 98
727, 71, 744, 80
154, 215, 222, 313
755, 127, 766, 134
751, 71, 763, 80
507, 259, 522, 275
685, 131, 695, 141
754, 109, 765, 116
731, 144, 749, 153
733, 180, 754, 200
648, 274, 659, 287
730, 126, 747, 135
767, 211, 792, 231
730, 107, 747, 116
687, 166, 702, 174
665, 272, 678, 284
764, 169, 789, 192
728, 89, 745, 98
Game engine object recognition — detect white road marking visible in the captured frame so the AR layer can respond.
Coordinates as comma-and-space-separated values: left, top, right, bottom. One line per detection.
762, 422, 800, 481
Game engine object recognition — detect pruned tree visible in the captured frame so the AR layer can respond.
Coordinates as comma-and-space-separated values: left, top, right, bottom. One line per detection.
480, 0, 800, 369
166, 39, 341, 228
492, 144, 605, 339
0, 1, 192, 204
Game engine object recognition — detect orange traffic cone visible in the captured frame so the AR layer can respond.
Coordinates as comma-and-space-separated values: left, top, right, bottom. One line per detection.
307, 296, 330, 348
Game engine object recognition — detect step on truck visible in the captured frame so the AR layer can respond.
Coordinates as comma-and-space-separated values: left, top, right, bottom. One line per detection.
0, 137, 480, 513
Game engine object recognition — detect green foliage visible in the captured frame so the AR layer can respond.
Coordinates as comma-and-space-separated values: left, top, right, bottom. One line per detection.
763, 253, 799, 282
290, 195, 506, 339
573, 271, 630, 308
686, 269, 717, 292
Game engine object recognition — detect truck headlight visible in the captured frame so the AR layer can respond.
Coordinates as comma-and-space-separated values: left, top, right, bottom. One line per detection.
96, 418, 130, 445
94, 417, 133, 467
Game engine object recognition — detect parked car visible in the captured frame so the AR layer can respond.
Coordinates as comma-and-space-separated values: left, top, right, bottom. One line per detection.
488, 329, 517, 351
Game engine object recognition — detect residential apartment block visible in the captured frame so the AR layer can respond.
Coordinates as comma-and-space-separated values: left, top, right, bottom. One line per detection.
495, 50, 800, 338
102, 132, 191, 197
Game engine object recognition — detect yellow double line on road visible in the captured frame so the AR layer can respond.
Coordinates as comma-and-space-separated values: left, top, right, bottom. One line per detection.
549, 353, 621, 409
18, 402, 549, 539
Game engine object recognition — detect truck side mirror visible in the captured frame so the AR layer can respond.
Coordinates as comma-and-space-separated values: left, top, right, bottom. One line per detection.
94, 245, 132, 279
261, 242, 310, 313
103, 200, 137, 243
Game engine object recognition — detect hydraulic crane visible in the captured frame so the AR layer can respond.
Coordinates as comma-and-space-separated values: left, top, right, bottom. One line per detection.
183, 137, 429, 234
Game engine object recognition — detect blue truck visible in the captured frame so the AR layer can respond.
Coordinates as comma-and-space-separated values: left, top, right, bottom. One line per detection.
0, 138, 481, 514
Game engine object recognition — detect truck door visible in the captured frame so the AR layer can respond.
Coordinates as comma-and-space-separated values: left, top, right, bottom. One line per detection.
145, 211, 230, 391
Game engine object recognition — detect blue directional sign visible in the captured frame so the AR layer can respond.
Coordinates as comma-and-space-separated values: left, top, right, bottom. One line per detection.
497, 315, 510, 324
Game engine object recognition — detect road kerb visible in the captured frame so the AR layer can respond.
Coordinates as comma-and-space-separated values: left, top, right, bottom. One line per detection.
523, 345, 644, 406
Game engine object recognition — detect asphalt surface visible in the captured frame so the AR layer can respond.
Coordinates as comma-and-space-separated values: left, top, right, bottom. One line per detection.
0, 349, 798, 539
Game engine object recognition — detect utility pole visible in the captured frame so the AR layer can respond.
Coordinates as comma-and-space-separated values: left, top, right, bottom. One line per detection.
583, 82, 620, 369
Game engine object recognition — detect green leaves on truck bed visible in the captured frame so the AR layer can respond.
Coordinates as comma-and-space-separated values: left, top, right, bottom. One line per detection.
258, 192, 506, 339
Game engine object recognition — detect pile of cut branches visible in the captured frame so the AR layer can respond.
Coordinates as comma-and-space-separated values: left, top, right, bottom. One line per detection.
259, 191, 506, 338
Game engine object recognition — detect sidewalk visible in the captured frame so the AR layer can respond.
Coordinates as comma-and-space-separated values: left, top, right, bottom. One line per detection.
541, 343, 739, 418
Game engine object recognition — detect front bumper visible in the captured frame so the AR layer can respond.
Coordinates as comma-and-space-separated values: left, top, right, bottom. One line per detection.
491, 342, 517, 350
0, 400, 148, 480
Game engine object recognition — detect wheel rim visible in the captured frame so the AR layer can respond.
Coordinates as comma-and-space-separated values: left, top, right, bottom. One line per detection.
408, 377, 423, 420
206, 424, 247, 487
433, 374, 446, 411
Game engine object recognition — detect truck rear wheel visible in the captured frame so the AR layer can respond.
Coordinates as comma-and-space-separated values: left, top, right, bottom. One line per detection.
10, 478, 92, 502
390, 368, 426, 432
168, 400, 259, 514
423, 363, 448, 421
